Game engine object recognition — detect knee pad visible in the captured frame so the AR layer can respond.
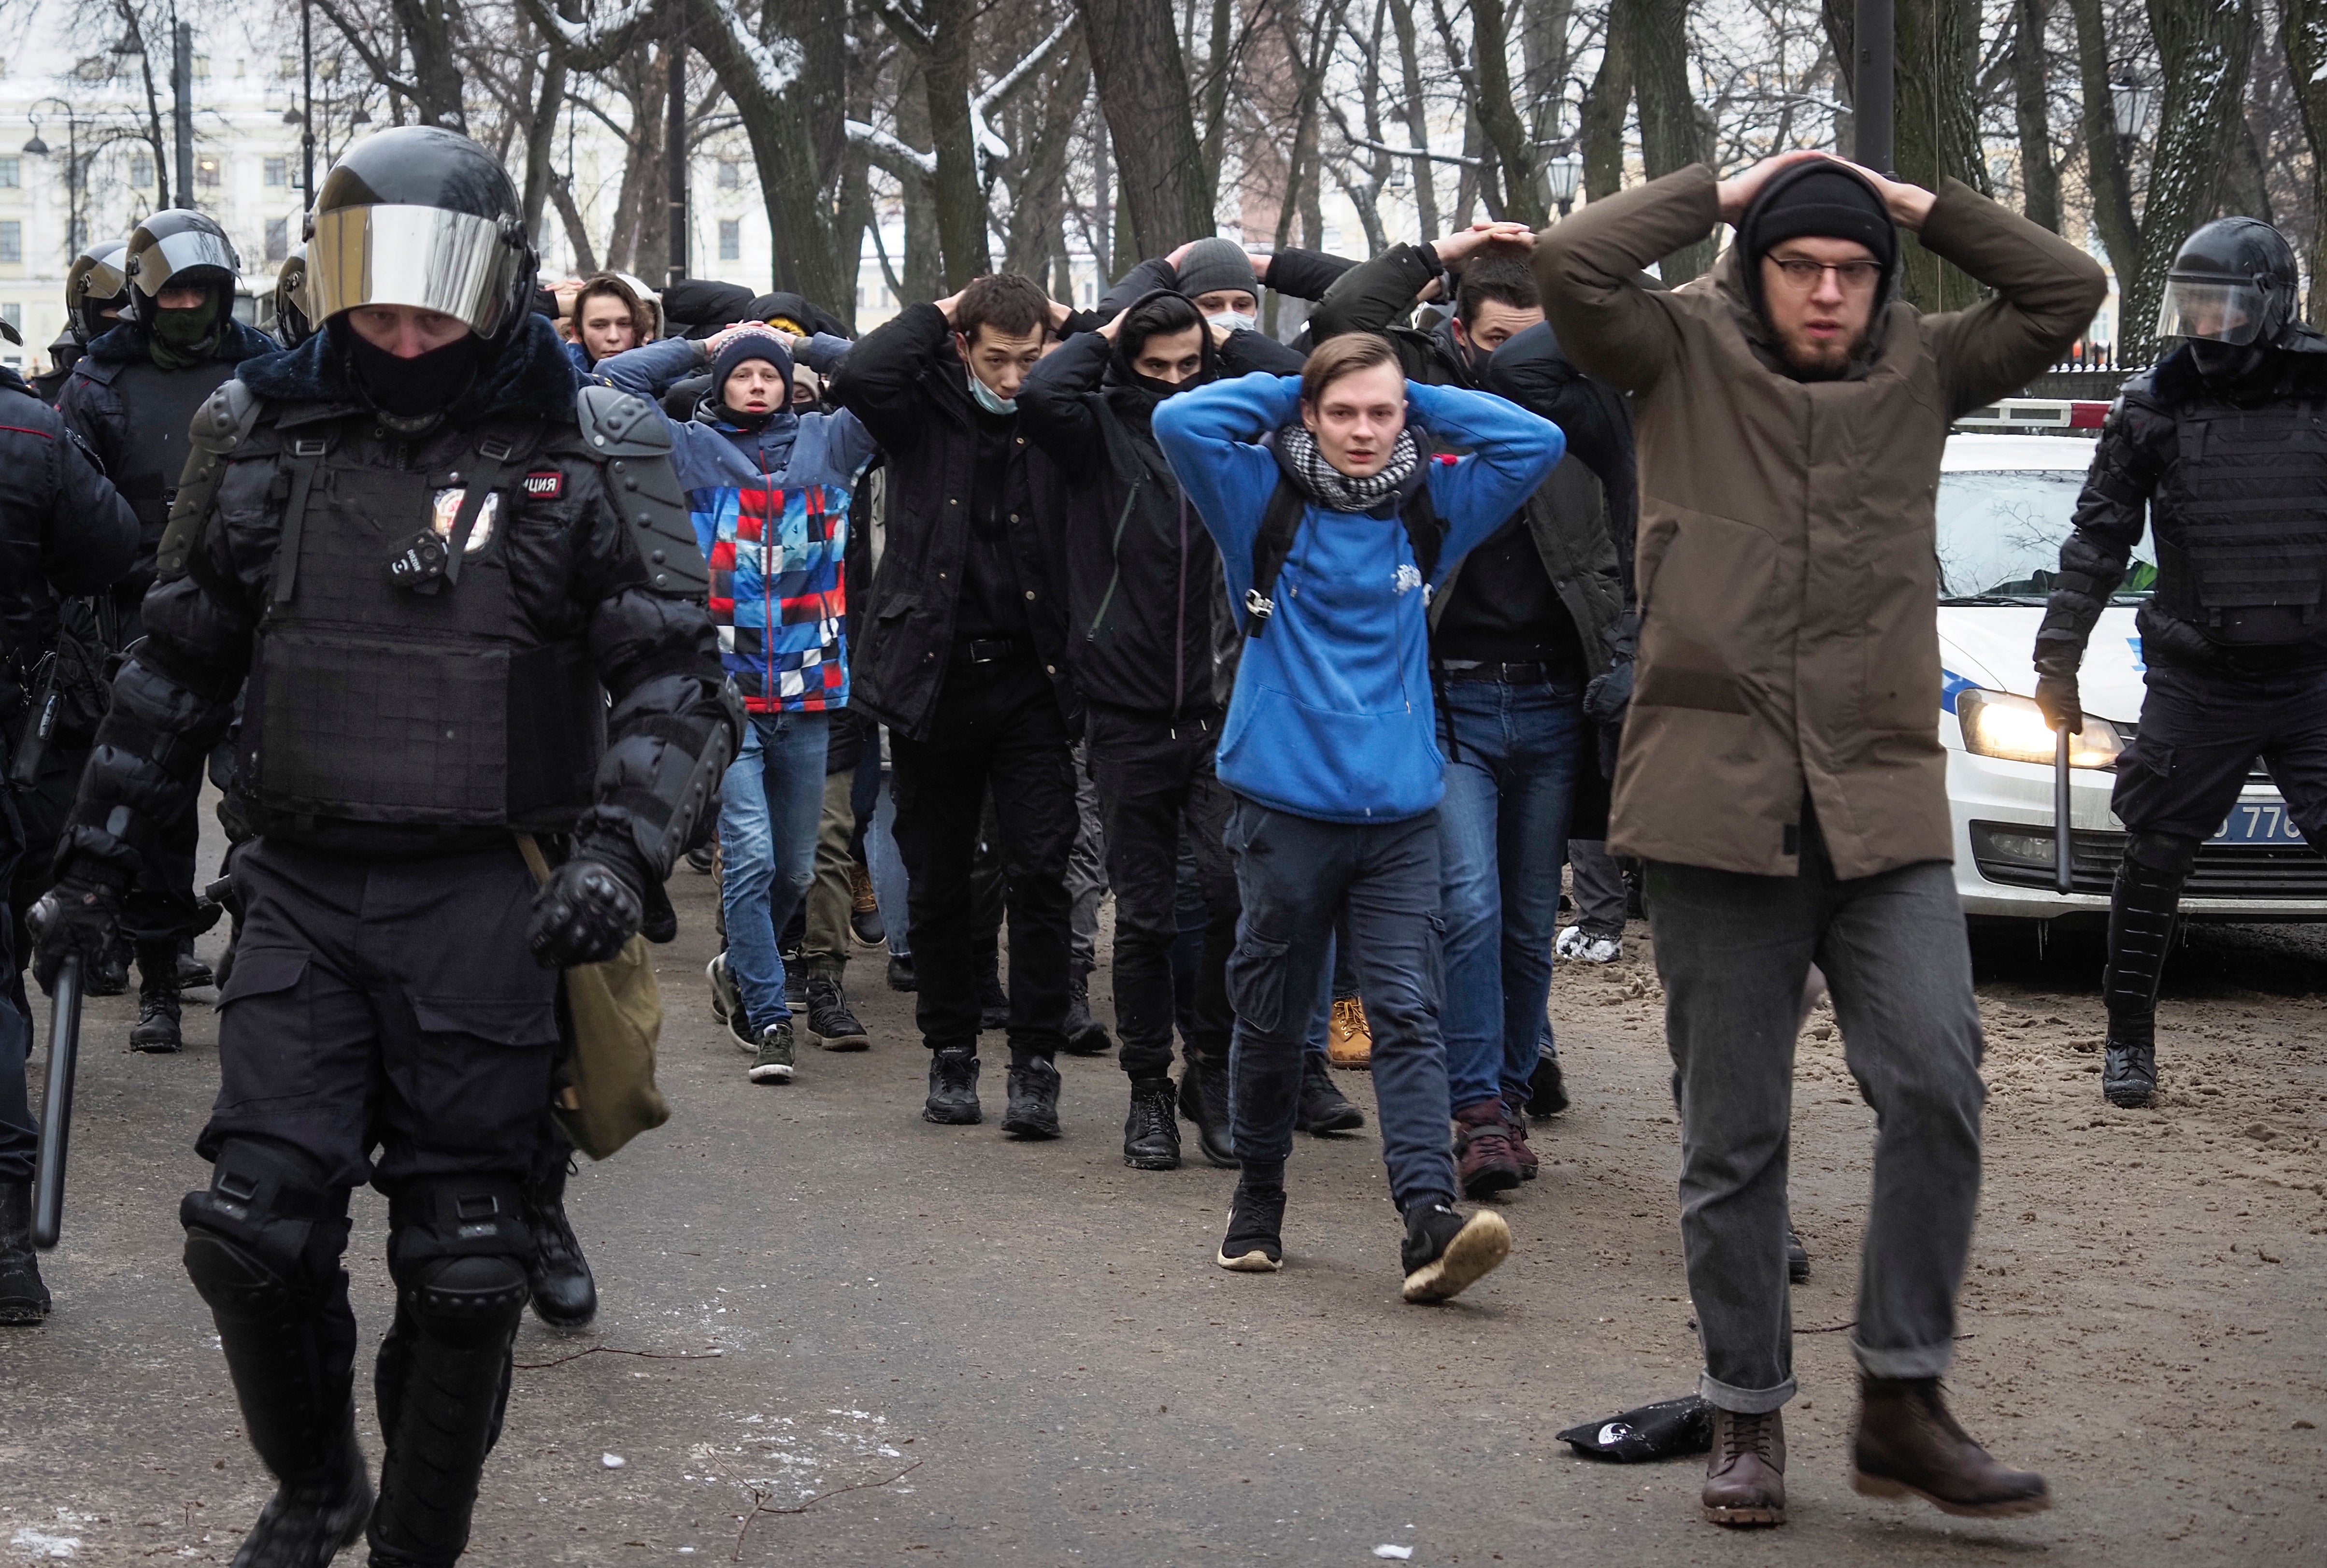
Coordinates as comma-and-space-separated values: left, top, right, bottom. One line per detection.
2125, 830, 2199, 880
182, 1139, 350, 1317
388, 1173, 532, 1341
404, 1254, 529, 1349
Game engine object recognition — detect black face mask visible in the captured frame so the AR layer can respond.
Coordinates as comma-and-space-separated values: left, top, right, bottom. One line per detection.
343, 326, 481, 419
1131, 371, 1202, 400
2189, 339, 2268, 385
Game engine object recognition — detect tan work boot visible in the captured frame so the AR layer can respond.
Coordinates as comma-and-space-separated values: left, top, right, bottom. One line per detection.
1850, 1375, 2051, 1517
1701, 1406, 1786, 1526
1326, 996, 1372, 1068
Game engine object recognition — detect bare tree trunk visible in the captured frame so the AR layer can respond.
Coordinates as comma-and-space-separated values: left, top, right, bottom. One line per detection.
2280, 0, 2327, 324
1388, 0, 1441, 234
2065, 0, 2140, 315
1079, 0, 1216, 254
388, 0, 468, 128
2010, 0, 2059, 231
2124, 0, 2255, 358
1633, 0, 1709, 278
690, 0, 854, 304
1198, 0, 1237, 198
1893, 0, 1988, 310
549, 172, 600, 275
519, 7, 574, 244
1433, 0, 1547, 225
897, 56, 946, 301
606, 51, 669, 279
1580, 0, 1632, 201
1001, 43, 1093, 277
1521, 0, 1576, 147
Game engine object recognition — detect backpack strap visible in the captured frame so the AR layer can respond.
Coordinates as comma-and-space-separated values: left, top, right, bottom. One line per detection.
1243, 477, 1308, 638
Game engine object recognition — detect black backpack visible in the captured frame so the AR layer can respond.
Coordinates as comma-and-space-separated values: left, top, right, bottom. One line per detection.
1242, 456, 1447, 639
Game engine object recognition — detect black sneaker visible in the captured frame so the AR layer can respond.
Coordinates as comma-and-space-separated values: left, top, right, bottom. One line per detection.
1529, 1047, 1570, 1118
1400, 1202, 1512, 1303
1296, 1052, 1365, 1134
1001, 1058, 1062, 1140
1787, 1228, 1811, 1285
2103, 1026, 2156, 1108
979, 964, 1010, 1033
924, 1048, 981, 1124
130, 974, 183, 1055
1180, 1059, 1237, 1169
782, 956, 808, 1017
748, 1021, 798, 1084
707, 953, 754, 1051
1215, 1183, 1286, 1272
685, 844, 715, 874
804, 972, 871, 1052
1122, 1078, 1181, 1170
886, 953, 917, 993
1062, 972, 1114, 1056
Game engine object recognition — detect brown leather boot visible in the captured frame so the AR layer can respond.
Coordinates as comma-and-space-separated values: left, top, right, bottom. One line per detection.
1850, 1375, 2052, 1517
1701, 1406, 1786, 1526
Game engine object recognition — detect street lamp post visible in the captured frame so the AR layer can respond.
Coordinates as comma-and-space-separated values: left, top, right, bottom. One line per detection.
21, 97, 83, 263
2110, 80, 2157, 142
1545, 153, 1584, 218
300, 0, 315, 197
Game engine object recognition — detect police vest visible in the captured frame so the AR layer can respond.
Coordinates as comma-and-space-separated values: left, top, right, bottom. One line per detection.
2152, 395, 2327, 646
112, 357, 241, 546
238, 416, 606, 833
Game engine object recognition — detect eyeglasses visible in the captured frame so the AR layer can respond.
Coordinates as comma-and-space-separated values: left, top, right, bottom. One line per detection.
1769, 257, 1883, 293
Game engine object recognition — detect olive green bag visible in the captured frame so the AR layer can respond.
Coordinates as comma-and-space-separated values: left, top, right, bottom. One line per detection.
517, 836, 671, 1159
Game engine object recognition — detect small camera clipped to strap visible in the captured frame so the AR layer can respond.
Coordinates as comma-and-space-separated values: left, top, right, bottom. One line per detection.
386, 530, 450, 593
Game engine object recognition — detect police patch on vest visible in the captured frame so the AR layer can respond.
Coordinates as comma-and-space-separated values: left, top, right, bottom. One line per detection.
524, 470, 565, 499
430, 487, 500, 553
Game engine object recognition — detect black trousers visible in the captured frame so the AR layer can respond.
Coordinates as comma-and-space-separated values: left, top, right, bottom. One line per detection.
200, 837, 557, 1188
1086, 706, 1238, 1081
889, 656, 1076, 1061
2113, 659, 2327, 844
0, 736, 32, 1184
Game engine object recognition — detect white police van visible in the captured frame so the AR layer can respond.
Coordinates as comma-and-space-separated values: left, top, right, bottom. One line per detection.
1937, 402, 2324, 923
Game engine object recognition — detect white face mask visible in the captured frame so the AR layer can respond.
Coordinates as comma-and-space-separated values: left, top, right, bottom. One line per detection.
1206, 311, 1256, 336
967, 369, 1017, 416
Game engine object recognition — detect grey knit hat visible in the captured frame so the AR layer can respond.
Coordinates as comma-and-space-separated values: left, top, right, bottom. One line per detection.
1174, 237, 1257, 301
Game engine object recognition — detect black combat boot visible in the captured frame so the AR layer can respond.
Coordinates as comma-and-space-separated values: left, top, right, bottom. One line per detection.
1062, 968, 1113, 1056
924, 1048, 982, 1125
1296, 1051, 1365, 1134
177, 937, 215, 991
522, 1156, 597, 1331
131, 941, 183, 1053
0, 1180, 51, 1325
1179, 1056, 1237, 1169
2100, 840, 2190, 1109
86, 935, 131, 997
1122, 1077, 1181, 1170
1001, 1057, 1063, 1140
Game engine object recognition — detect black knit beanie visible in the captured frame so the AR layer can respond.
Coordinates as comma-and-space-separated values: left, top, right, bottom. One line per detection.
710, 331, 794, 418
1738, 160, 1898, 310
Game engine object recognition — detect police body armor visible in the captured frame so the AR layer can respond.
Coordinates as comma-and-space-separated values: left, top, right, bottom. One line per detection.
237, 415, 605, 834
2151, 393, 2327, 647
114, 357, 243, 568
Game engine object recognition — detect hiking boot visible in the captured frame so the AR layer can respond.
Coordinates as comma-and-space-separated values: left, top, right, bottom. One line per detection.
748, 1021, 797, 1084
1180, 1058, 1237, 1169
804, 971, 871, 1052
130, 949, 183, 1054
1215, 1183, 1286, 1272
1296, 1052, 1364, 1133
1001, 1058, 1063, 1139
0, 1180, 51, 1326
886, 952, 917, 993
1851, 1376, 2051, 1518
1063, 970, 1113, 1056
707, 952, 753, 1051
924, 1048, 981, 1124
1453, 1099, 1523, 1199
1787, 1228, 1811, 1284
1326, 996, 1372, 1068
1528, 1047, 1570, 1118
685, 843, 716, 874
1400, 1202, 1511, 1303
979, 963, 1009, 1033
1503, 1104, 1539, 1180
228, 1424, 372, 1568
2102, 1023, 2156, 1108
1701, 1406, 1786, 1526
1556, 925, 1622, 964
1122, 1077, 1181, 1170
523, 1161, 598, 1331
849, 862, 885, 946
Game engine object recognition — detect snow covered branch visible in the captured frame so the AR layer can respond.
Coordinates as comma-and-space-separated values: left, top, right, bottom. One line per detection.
846, 120, 938, 178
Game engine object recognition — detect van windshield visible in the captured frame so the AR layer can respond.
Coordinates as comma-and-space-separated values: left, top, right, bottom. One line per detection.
1934, 469, 2156, 605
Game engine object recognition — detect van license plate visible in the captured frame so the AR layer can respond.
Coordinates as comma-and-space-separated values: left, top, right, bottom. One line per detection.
2209, 802, 2309, 846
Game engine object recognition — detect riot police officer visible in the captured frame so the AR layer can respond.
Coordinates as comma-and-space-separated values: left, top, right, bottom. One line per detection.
2033, 218, 2327, 1108
0, 314, 140, 1323
30, 239, 132, 403
272, 244, 314, 350
30, 126, 735, 1566
57, 210, 279, 1051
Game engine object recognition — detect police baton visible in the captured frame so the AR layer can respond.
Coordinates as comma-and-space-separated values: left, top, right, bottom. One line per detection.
2052, 727, 2075, 897
31, 954, 84, 1251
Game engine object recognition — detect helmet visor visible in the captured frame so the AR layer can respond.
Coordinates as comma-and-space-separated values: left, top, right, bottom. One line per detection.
309, 203, 514, 336
70, 254, 130, 304
2155, 277, 2266, 346
129, 227, 240, 296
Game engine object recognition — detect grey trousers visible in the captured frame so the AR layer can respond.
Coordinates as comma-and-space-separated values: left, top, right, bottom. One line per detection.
1068, 742, 1108, 976
1566, 839, 1627, 938
1645, 818, 1985, 1412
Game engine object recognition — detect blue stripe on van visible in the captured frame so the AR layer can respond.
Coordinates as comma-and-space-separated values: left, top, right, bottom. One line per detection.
1941, 669, 1976, 713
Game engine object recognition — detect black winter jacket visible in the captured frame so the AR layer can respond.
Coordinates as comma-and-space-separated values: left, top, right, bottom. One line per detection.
1017, 321, 1236, 721
57, 315, 731, 882
2036, 344, 2327, 677
0, 366, 140, 686
1098, 248, 1359, 321
828, 302, 1079, 741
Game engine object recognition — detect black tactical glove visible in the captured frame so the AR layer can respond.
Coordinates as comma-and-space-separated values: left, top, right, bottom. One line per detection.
2033, 671, 2083, 737
29, 866, 127, 995
527, 855, 643, 969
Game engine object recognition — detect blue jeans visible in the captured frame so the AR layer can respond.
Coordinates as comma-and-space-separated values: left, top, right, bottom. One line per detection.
1224, 799, 1456, 1213
721, 711, 830, 1032
1436, 678, 1585, 1112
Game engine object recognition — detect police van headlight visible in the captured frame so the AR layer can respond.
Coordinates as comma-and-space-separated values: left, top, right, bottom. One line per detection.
1957, 688, 2124, 769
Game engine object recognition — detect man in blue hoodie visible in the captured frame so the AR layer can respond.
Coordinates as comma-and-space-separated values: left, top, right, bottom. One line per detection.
596, 322, 877, 1085
1153, 333, 1562, 1302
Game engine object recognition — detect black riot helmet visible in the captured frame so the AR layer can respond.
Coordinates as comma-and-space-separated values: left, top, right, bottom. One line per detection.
65, 239, 132, 342
272, 244, 313, 348
306, 126, 536, 345
124, 209, 242, 321
2155, 218, 2301, 350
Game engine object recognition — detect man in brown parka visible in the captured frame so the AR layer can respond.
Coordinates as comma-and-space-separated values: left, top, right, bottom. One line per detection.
1535, 153, 2106, 1528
